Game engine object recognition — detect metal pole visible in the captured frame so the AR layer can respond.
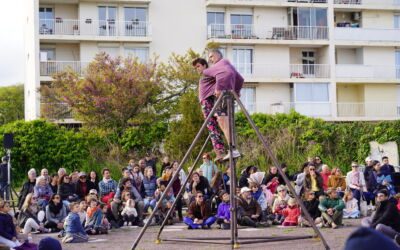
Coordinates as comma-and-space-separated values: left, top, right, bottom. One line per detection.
156, 134, 211, 240
231, 91, 330, 250
131, 93, 225, 250
227, 93, 239, 249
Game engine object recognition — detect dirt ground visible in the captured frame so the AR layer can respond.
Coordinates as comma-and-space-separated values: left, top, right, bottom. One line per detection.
32, 219, 361, 250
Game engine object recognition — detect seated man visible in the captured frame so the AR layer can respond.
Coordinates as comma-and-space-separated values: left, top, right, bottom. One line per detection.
237, 187, 262, 227
184, 191, 216, 229
318, 188, 345, 229
361, 189, 400, 245
98, 168, 118, 204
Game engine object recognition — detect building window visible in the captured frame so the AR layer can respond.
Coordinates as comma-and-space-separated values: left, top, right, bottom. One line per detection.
395, 14, 400, 29
230, 14, 253, 38
39, 7, 54, 34
124, 7, 148, 36
207, 12, 225, 38
98, 6, 117, 36
294, 83, 330, 116
124, 48, 149, 63
302, 51, 316, 76
233, 48, 253, 76
99, 47, 120, 58
240, 87, 256, 114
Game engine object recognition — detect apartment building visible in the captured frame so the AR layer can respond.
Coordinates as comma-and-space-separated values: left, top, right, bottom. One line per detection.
25, 0, 400, 122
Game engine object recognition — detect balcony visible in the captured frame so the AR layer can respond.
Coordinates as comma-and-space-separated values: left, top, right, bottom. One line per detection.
242, 101, 331, 117
206, 0, 327, 7
334, 0, 400, 10
336, 65, 400, 82
40, 61, 89, 76
337, 102, 400, 119
335, 28, 400, 45
39, 19, 151, 41
41, 102, 74, 121
207, 24, 329, 44
234, 64, 330, 81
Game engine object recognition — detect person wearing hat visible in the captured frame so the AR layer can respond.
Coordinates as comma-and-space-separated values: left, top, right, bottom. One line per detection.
184, 191, 216, 229
216, 191, 230, 229
361, 189, 400, 245
271, 185, 290, 225
76, 172, 96, 200
318, 188, 345, 229
237, 186, 262, 227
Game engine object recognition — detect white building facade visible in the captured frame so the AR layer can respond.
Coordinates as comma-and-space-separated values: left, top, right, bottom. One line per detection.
25, 0, 400, 121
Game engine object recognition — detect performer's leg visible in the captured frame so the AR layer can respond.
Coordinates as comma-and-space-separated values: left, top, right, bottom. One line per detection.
201, 97, 225, 158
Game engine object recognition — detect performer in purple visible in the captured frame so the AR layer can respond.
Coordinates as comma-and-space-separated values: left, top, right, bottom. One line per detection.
203, 49, 244, 161
193, 58, 226, 161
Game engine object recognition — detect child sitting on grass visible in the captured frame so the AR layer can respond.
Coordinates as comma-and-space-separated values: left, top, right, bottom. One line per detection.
343, 191, 360, 219
121, 199, 138, 226
62, 202, 89, 244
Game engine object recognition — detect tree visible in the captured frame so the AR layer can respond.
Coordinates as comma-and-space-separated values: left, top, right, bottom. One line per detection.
41, 53, 162, 134
0, 84, 24, 125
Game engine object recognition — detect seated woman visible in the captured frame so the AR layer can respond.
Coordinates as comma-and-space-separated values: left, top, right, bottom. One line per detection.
142, 167, 157, 213
216, 191, 230, 229
58, 174, 79, 206
343, 191, 360, 219
18, 193, 47, 234
34, 175, 53, 209
282, 198, 301, 227
62, 202, 89, 244
298, 190, 322, 227
188, 172, 212, 202
345, 162, 367, 208
44, 194, 67, 232
304, 165, 324, 198
327, 168, 346, 197
0, 200, 22, 248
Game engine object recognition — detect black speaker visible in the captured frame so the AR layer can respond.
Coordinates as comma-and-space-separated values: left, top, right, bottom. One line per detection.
3, 133, 13, 149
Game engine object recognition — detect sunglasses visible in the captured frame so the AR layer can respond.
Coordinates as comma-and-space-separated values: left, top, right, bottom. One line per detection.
278, 190, 286, 192
80, 176, 86, 179
90, 193, 96, 195
197, 195, 204, 198
54, 196, 60, 199
309, 168, 315, 171
351, 165, 358, 168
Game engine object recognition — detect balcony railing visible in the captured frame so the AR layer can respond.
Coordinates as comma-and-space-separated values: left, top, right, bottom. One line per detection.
39, 19, 151, 37
335, 28, 400, 42
207, 0, 327, 4
41, 102, 74, 120
334, 0, 400, 6
208, 24, 329, 40
241, 101, 331, 117
337, 102, 400, 117
40, 61, 89, 76
336, 65, 400, 80
233, 64, 330, 79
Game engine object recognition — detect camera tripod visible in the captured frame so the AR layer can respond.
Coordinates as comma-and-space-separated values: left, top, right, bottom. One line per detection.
131, 90, 330, 250
1, 149, 19, 214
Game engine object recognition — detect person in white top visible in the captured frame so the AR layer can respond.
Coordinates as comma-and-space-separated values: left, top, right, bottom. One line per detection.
345, 162, 367, 208
343, 191, 360, 219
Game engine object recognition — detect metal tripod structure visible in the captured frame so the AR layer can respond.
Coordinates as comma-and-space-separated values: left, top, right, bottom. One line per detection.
131, 90, 330, 250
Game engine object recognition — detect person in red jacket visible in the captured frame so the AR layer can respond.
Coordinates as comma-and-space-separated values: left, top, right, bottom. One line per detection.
282, 198, 301, 226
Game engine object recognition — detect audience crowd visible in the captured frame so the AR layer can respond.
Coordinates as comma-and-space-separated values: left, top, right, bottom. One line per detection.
0, 153, 400, 248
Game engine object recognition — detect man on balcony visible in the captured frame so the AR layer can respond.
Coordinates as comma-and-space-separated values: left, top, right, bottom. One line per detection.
203, 49, 244, 161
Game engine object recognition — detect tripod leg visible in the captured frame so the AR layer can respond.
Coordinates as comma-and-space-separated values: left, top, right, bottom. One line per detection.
231, 91, 330, 250
227, 93, 239, 249
156, 134, 211, 241
131, 93, 225, 250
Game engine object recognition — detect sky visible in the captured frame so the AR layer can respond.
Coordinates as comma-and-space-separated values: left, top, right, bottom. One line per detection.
0, 0, 26, 86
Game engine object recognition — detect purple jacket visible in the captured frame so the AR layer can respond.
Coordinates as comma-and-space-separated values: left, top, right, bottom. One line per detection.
203, 59, 244, 95
198, 75, 216, 102
217, 201, 231, 220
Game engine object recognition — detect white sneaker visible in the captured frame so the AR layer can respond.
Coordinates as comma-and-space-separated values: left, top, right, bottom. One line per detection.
223, 149, 241, 161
